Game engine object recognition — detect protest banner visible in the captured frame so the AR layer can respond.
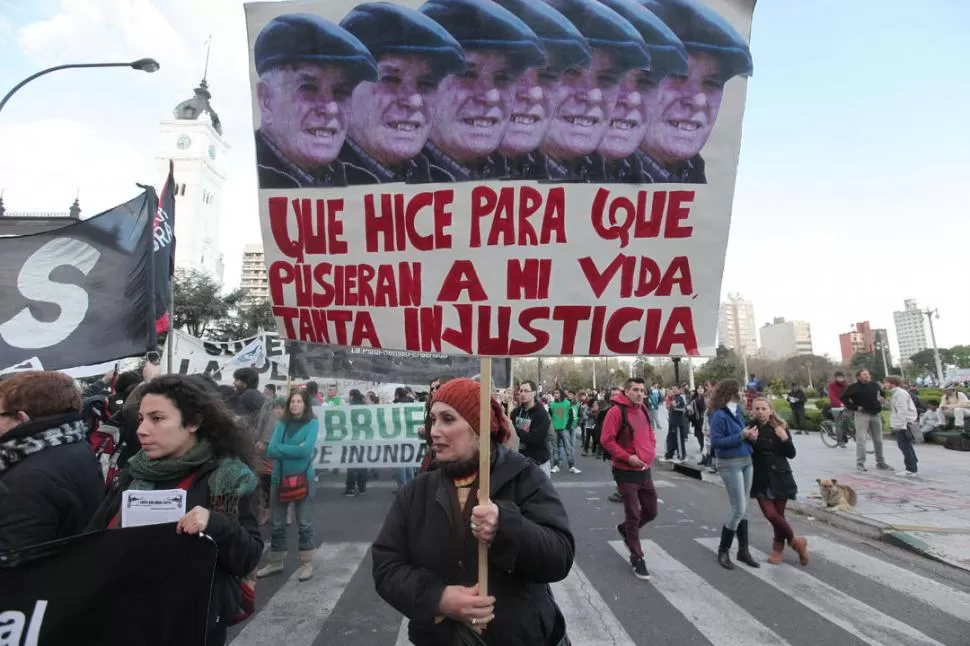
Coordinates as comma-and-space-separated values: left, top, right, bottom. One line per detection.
163, 329, 512, 389
0, 524, 216, 645
310, 403, 426, 468
0, 190, 157, 370
243, 0, 755, 358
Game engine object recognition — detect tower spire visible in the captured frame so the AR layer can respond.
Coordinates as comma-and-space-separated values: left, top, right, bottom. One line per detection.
202, 35, 212, 84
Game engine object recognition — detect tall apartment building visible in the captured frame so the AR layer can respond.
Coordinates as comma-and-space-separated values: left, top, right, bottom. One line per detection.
839, 321, 892, 365
718, 293, 758, 355
759, 317, 813, 359
893, 299, 929, 362
240, 244, 269, 308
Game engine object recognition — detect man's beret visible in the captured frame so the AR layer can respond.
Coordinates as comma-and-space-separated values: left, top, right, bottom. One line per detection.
543, 0, 651, 75
254, 13, 378, 85
340, 3, 466, 81
419, 0, 546, 74
491, 0, 592, 74
600, 0, 687, 78
639, 0, 752, 79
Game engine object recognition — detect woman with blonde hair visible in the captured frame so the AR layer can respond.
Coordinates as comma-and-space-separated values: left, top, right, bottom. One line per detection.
748, 397, 808, 566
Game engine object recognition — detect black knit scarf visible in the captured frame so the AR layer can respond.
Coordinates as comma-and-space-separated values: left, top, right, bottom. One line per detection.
0, 414, 87, 473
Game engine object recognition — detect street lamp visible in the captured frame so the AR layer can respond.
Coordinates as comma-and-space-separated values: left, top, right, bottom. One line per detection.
923, 308, 945, 385
0, 58, 160, 114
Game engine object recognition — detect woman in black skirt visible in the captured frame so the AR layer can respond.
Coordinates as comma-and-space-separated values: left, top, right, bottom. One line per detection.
748, 397, 808, 566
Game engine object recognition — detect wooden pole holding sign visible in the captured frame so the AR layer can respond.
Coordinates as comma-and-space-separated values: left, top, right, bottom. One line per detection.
477, 357, 492, 596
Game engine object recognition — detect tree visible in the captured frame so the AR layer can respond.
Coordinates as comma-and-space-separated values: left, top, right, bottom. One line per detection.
696, 345, 742, 383
212, 298, 277, 341
630, 357, 656, 383
172, 269, 245, 338
948, 345, 970, 369
781, 354, 838, 388
909, 348, 954, 374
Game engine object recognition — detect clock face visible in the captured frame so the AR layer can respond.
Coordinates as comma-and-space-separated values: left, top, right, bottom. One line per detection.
176, 135, 191, 150
208, 144, 216, 160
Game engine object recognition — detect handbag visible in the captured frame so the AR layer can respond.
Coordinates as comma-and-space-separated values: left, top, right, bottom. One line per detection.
906, 420, 924, 444
278, 472, 309, 503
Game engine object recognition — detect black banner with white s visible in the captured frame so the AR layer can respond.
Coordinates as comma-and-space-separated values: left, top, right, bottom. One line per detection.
0, 190, 157, 372
0, 524, 217, 645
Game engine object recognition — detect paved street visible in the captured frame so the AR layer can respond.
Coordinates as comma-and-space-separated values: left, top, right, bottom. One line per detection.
229, 452, 970, 646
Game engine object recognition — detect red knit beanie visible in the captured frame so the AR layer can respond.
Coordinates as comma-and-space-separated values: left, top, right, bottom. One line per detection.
432, 378, 511, 444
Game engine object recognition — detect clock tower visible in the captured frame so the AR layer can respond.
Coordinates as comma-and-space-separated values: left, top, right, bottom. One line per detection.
156, 77, 229, 282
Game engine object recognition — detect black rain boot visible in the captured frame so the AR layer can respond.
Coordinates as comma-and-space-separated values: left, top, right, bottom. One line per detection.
735, 519, 760, 568
717, 525, 736, 570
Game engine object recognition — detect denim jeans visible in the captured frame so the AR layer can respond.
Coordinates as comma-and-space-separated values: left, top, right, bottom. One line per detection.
397, 467, 416, 486
894, 429, 918, 473
270, 479, 315, 552
555, 428, 575, 467
718, 461, 753, 531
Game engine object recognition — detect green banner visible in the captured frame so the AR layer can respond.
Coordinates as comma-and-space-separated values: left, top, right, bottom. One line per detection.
311, 403, 427, 468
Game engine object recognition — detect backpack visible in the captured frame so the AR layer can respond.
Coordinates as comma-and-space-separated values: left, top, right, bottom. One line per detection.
616, 403, 650, 444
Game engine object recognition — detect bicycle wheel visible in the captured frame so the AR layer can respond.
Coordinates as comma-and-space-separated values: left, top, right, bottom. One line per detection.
819, 421, 839, 447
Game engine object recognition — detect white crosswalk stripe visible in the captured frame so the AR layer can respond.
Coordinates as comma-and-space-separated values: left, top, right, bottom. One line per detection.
232, 542, 371, 646
608, 540, 792, 645
808, 536, 970, 620
233, 534, 970, 646
695, 538, 946, 646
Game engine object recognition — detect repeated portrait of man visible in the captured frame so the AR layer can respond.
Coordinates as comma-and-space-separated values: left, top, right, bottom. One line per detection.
337, 3, 466, 185
538, 0, 650, 182
491, 0, 592, 181
410, 0, 546, 183
636, 0, 753, 184
252, 14, 378, 188
594, 0, 688, 183
249, 0, 751, 188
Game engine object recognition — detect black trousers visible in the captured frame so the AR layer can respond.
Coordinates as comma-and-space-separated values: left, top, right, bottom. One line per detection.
665, 413, 689, 459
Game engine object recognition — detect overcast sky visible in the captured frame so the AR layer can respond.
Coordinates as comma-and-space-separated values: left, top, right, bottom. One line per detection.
0, 0, 967, 360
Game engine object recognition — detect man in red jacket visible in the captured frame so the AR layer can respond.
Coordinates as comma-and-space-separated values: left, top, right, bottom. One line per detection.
827, 372, 848, 447
600, 377, 657, 581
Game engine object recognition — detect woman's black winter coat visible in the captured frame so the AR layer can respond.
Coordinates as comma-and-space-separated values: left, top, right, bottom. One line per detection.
749, 422, 798, 499
372, 447, 575, 646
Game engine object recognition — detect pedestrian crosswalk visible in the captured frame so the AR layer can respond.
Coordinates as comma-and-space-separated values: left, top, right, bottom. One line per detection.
230, 534, 970, 646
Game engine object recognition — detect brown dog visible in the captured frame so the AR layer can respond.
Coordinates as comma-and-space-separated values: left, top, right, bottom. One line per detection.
816, 478, 857, 511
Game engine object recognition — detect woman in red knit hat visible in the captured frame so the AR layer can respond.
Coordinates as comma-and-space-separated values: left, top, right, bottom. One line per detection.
372, 378, 574, 646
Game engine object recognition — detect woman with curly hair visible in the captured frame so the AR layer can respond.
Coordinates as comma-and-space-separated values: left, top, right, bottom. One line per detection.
708, 379, 759, 571
88, 375, 263, 645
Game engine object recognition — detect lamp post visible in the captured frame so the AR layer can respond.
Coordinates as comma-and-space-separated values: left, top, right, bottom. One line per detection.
0, 58, 159, 114
923, 308, 945, 386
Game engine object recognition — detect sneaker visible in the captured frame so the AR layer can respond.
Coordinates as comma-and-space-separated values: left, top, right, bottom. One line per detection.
550, 465, 560, 474
896, 470, 917, 477
569, 465, 582, 474
632, 558, 651, 580
581, 451, 589, 457
343, 489, 356, 497
357, 488, 367, 495
876, 463, 893, 471
608, 492, 623, 503
857, 465, 868, 472
659, 457, 672, 463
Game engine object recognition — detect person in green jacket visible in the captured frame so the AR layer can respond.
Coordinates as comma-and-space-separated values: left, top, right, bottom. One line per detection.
549, 390, 581, 474
257, 390, 320, 582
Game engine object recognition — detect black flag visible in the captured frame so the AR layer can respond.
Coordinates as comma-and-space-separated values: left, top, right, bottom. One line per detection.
154, 161, 176, 334
0, 524, 217, 645
0, 190, 157, 370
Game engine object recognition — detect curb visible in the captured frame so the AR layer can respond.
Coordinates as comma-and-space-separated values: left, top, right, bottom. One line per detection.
665, 461, 970, 572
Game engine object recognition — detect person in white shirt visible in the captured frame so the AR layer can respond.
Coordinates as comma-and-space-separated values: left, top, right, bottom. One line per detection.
940, 386, 970, 428
920, 399, 946, 440
885, 376, 919, 476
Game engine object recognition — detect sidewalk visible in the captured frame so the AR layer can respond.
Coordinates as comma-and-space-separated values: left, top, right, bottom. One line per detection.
657, 425, 970, 572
